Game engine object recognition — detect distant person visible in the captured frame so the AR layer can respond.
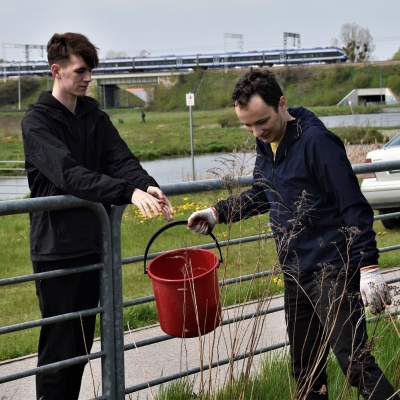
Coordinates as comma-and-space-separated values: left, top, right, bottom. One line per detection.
187, 69, 397, 399
21, 32, 174, 400
141, 111, 146, 123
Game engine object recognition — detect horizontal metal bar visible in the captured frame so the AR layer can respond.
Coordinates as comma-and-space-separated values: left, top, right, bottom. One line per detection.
0, 306, 104, 335
0, 350, 106, 384
0, 262, 103, 287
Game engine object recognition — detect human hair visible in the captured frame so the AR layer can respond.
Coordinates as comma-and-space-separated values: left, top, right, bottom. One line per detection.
232, 69, 283, 111
47, 32, 99, 69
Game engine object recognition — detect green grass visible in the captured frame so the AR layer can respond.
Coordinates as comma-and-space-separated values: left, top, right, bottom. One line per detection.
0, 106, 393, 166
0, 107, 251, 163
155, 318, 400, 399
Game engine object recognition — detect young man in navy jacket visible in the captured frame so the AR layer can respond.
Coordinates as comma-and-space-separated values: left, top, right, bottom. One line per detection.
188, 69, 397, 399
22, 32, 174, 399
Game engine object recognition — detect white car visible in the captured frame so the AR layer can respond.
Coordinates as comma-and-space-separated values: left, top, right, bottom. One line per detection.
361, 134, 400, 229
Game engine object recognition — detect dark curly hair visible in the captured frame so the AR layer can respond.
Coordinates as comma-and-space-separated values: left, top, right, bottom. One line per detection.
47, 32, 99, 69
232, 69, 283, 112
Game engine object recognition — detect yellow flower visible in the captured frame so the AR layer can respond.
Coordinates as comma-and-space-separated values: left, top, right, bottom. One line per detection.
273, 277, 283, 286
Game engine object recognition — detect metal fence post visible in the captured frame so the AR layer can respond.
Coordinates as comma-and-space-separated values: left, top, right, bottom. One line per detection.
109, 204, 128, 399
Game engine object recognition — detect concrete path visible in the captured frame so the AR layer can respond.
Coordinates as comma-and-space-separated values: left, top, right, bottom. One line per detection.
1, 269, 399, 400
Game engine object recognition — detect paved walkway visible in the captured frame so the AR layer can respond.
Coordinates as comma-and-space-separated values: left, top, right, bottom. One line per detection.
0, 269, 399, 400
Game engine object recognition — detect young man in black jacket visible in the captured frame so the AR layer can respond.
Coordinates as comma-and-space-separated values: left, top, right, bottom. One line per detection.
187, 69, 398, 399
22, 32, 174, 400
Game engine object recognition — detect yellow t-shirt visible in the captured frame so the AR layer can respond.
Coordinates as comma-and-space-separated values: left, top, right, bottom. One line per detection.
270, 137, 282, 159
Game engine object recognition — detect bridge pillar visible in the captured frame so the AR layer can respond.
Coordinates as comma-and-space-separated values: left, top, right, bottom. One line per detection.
99, 84, 120, 108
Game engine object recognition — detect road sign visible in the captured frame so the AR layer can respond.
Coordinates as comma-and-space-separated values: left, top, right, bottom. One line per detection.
186, 93, 195, 107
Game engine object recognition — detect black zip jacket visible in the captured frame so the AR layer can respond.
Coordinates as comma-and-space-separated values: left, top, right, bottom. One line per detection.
214, 107, 379, 275
22, 91, 158, 261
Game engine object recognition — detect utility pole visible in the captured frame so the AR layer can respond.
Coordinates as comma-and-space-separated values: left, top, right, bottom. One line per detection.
283, 32, 301, 65
2, 43, 46, 106
223, 33, 244, 72
224, 33, 244, 52
2, 43, 46, 62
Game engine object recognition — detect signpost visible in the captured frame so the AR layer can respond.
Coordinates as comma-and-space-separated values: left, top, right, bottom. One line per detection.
186, 93, 195, 180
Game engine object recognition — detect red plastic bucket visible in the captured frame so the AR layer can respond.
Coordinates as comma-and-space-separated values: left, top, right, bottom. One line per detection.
144, 221, 222, 338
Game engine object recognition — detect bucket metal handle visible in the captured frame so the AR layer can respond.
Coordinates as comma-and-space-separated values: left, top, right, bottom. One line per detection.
143, 220, 223, 274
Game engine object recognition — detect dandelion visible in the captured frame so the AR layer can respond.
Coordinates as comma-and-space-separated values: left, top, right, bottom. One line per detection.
273, 277, 283, 286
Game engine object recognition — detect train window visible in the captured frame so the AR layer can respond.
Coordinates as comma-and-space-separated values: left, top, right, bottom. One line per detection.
199, 58, 213, 63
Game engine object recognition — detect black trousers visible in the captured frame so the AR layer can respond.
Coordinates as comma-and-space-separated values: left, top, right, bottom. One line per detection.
284, 267, 398, 400
33, 254, 100, 400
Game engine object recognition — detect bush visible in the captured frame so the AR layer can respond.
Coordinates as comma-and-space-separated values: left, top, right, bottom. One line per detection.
334, 127, 384, 144
387, 75, 400, 97
0, 77, 42, 107
219, 114, 238, 128
353, 72, 372, 88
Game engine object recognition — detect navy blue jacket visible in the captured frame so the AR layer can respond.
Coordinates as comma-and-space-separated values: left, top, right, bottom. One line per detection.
22, 91, 158, 261
214, 107, 378, 274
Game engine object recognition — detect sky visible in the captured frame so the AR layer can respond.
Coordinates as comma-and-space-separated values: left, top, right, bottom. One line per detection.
1, 0, 399, 62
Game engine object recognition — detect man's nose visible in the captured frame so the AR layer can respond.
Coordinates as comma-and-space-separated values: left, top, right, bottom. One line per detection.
83, 71, 92, 81
252, 125, 263, 137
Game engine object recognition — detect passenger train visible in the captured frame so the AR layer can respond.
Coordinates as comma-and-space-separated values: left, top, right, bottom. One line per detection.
1, 46, 348, 77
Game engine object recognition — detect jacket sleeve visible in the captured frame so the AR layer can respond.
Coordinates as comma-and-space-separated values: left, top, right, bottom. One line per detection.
22, 111, 157, 206
214, 173, 270, 224
308, 131, 379, 267
100, 113, 159, 192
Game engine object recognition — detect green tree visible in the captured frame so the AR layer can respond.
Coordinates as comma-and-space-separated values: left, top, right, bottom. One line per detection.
339, 23, 375, 62
391, 48, 400, 61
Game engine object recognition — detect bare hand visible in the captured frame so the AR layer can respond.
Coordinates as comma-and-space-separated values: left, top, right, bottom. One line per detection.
146, 186, 174, 221
135, 186, 174, 221
131, 188, 164, 220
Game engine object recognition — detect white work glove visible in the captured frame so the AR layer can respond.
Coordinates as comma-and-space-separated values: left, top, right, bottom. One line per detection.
360, 266, 392, 314
187, 207, 219, 235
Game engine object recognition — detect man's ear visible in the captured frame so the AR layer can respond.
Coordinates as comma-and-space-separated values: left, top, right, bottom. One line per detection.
279, 96, 287, 110
50, 64, 60, 79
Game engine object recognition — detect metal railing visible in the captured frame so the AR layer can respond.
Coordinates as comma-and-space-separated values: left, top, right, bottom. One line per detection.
0, 160, 400, 399
0, 196, 116, 399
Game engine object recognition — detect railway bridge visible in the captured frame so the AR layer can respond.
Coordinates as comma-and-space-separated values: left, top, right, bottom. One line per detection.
92, 70, 193, 108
